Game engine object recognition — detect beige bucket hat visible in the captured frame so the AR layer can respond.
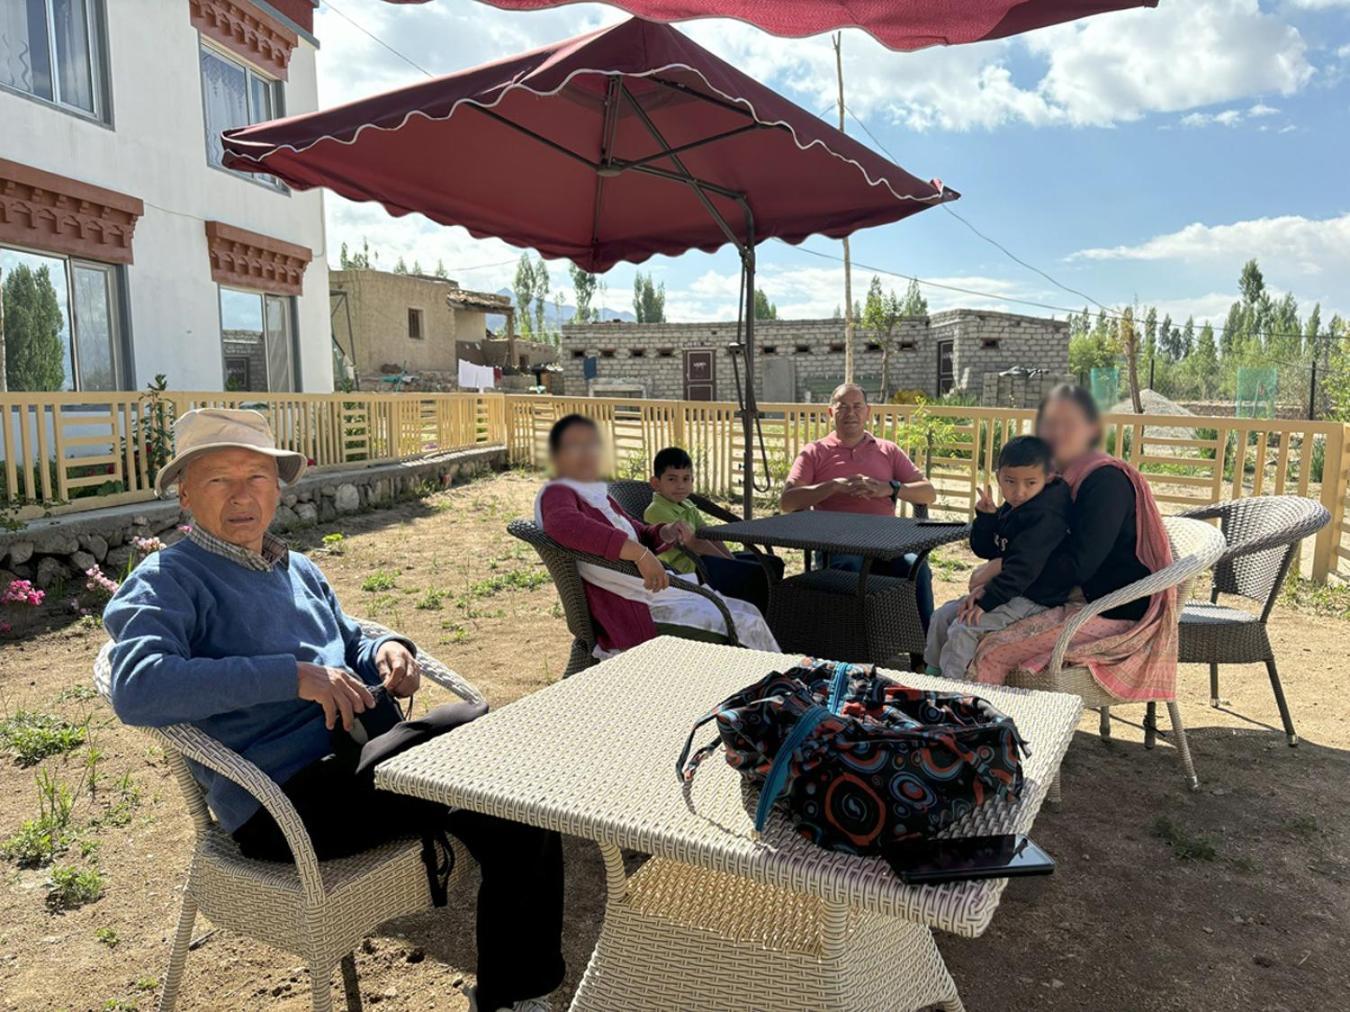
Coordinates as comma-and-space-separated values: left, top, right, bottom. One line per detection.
155, 408, 308, 495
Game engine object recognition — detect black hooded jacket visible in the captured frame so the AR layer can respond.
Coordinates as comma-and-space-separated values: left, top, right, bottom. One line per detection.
970, 478, 1072, 611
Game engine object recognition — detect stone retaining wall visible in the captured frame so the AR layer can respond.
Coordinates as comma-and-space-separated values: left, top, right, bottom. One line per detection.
0, 445, 506, 591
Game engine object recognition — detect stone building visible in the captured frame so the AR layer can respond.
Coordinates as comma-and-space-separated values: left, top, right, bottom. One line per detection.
560, 310, 1069, 402
330, 268, 513, 389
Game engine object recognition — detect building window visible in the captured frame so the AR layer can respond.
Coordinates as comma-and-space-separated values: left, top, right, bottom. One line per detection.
981, 338, 1000, 349
829, 342, 845, 353
657, 348, 675, 358
570, 350, 586, 360
761, 345, 777, 355
630, 348, 647, 358
200, 43, 284, 189
899, 340, 916, 350
219, 287, 296, 392
408, 307, 423, 340
0, 244, 124, 391
865, 341, 882, 352
794, 344, 810, 354
600, 348, 616, 359
0, 0, 108, 121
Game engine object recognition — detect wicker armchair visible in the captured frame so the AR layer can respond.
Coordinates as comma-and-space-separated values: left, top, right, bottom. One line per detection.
507, 518, 741, 678
1178, 496, 1330, 746
1007, 516, 1226, 795
93, 621, 485, 1012
606, 478, 744, 528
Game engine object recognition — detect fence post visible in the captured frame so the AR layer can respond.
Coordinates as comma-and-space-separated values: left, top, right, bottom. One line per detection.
1311, 423, 1346, 583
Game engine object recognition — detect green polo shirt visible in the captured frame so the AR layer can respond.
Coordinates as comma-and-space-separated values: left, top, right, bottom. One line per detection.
644, 493, 705, 574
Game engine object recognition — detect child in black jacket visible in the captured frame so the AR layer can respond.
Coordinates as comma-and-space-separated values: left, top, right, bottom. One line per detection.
925, 435, 1071, 678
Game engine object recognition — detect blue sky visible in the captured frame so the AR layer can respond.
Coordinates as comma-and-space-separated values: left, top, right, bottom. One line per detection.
314, 0, 1350, 328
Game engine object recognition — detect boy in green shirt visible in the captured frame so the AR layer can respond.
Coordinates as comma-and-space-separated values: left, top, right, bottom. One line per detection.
644, 447, 781, 612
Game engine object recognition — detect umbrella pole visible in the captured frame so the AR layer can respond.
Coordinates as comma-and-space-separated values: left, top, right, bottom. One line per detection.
741, 239, 757, 518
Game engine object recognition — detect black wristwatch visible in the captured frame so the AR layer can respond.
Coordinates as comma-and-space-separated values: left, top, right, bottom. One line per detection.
889, 479, 902, 504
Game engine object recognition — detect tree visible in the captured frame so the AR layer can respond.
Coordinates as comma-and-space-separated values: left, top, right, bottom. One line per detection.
1119, 305, 1143, 412
753, 289, 777, 320
393, 256, 409, 274
434, 259, 449, 279
552, 290, 567, 345
1238, 259, 1265, 307
1068, 314, 1120, 379
531, 258, 550, 337
1179, 316, 1195, 360
569, 263, 598, 324
1190, 323, 1219, 397
1304, 303, 1322, 356
633, 271, 666, 323
2, 264, 65, 391
832, 305, 842, 320
339, 237, 375, 269
410, 259, 424, 276
1220, 301, 1245, 357
862, 276, 904, 401
512, 253, 538, 335
899, 278, 927, 317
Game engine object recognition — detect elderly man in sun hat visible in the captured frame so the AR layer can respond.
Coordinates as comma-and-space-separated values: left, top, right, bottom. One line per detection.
103, 408, 565, 1012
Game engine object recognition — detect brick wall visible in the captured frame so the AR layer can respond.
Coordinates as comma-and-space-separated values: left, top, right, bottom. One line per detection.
560, 310, 1069, 401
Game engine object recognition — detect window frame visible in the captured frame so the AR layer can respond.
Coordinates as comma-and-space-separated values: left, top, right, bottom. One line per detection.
0, 240, 128, 392
216, 285, 300, 393
407, 307, 424, 340
198, 39, 287, 193
0, 0, 112, 124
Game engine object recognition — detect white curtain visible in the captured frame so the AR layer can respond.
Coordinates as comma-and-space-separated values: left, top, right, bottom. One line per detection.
200, 47, 247, 167
52, 0, 94, 114
0, 0, 51, 99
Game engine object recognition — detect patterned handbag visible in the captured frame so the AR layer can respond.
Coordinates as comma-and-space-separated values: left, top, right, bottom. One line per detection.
677, 658, 1029, 855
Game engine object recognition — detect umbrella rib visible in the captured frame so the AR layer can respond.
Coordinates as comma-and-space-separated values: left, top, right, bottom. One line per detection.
463, 102, 601, 171
616, 81, 746, 250
647, 75, 759, 121
618, 122, 766, 169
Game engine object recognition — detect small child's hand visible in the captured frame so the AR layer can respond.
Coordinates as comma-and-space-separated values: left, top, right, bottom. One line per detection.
956, 591, 985, 625
975, 483, 997, 514
661, 521, 694, 545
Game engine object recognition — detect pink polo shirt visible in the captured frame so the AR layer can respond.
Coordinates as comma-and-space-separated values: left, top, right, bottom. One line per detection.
786, 431, 924, 515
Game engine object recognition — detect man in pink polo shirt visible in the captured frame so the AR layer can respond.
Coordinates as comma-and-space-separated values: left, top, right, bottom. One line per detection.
781, 382, 938, 625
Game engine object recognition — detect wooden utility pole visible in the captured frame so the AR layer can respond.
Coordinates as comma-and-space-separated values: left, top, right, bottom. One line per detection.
833, 34, 855, 383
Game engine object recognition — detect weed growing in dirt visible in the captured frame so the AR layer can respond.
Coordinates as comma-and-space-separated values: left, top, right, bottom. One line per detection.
929, 551, 972, 580
56, 684, 98, 703
1281, 576, 1350, 620
1281, 814, 1320, 839
465, 567, 549, 599
92, 773, 141, 829
95, 926, 120, 948
415, 589, 447, 610
322, 532, 346, 554
0, 711, 87, 766
46, 863, 105, 910
362, 570, 398, 592
439, 622, 471, 645
135, 976, 158, 992
102, 999, 138, 1011
2, 768, 77, 867
1152, 816, 1218, 861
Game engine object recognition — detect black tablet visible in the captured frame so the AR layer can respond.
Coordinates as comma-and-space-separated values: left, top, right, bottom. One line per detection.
884, 834, 1055, 885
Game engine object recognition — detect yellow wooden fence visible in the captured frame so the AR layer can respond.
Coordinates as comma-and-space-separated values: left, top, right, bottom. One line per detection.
4, 389, 1349, 583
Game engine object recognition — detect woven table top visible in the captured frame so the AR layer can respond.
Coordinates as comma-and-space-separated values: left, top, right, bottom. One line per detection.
375, 638, 1081, 937
699, 512, 970, 561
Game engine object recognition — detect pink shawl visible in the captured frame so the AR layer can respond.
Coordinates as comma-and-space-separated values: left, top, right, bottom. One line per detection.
967, 451, 1179, 701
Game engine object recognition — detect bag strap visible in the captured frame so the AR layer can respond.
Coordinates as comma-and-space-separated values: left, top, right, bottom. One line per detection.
754, 704, 832, 833
825, 661, 854, 714
676, 707, 724, 780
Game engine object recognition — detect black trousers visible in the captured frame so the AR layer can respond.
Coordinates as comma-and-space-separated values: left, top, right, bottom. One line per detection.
233, 702, 566, 1009
700, 551, 786, 614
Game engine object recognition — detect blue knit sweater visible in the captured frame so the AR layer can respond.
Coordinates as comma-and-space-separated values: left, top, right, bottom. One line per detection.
102, 539, 408, 833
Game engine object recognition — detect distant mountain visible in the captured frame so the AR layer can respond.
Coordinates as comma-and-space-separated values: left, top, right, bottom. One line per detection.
485, 288, 635, 333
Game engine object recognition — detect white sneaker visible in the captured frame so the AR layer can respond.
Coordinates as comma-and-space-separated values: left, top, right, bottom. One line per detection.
464, 984, 553, 1012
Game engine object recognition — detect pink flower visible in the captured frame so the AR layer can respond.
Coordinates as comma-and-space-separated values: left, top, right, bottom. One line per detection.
178, 524, 193, 534
0, 621, 11, 635
2, 579, 44, 607
131, 536, 165, 555
85, 565, 120, 597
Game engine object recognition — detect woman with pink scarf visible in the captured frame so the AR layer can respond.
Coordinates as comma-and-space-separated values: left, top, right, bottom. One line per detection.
965, 385, 1178, 701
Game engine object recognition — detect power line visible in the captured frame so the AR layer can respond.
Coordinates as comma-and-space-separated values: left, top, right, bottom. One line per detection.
323, 1, 435, 78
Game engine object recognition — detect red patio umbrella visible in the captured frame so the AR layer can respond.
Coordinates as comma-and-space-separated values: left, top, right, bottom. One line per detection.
382, 0, 1157, 51
223, 17, 954, 514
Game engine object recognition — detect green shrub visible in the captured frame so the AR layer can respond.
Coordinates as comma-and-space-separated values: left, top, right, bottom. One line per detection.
361, 570, 398, 592
46, 864, 105, 910
0, 711, 87, 766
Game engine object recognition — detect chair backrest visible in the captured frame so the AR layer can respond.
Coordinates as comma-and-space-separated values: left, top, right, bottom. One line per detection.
507, 519, 598, 653
94, 641, 216, 837
607, 480, 655, 521
1186, 496, 1330, 613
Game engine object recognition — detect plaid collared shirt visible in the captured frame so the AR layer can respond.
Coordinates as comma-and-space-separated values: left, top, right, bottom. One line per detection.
187, 525, 290, 572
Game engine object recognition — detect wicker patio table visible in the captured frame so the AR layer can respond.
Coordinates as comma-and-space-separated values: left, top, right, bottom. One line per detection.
699, 512, 971, 661
376, 638, 1081, 1011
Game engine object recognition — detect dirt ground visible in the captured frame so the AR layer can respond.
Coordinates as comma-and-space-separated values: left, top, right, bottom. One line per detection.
1, 470, 1347, 1012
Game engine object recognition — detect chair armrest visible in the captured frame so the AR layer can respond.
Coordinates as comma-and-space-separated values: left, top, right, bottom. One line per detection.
1047, 520, 1225, 678
149, 722, 328, 904
690, 493, 743, 526
546, 539, 741, 647
357, 619, 486, 706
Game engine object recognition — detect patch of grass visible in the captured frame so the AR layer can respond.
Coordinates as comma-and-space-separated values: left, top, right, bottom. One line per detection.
465, 567, 549, 599
1281, 814, 1319, 839
1281, 576, 1350, 620
135, 976, 159, 992
0, 710, 87, 766
95, 926, 120, 948
415, 588, 447, 610
92, 773, 141, 829
1152, 816, 1218, 862
361, 570, 399, 592
439, 622, 472, 645
46, 863, 105, 910
102, 998, 138, 1011
56, 684, 98, 703
2, 769, 78, 867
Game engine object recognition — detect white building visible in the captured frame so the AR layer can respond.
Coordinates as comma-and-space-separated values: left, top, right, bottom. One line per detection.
0, 0, 330, 394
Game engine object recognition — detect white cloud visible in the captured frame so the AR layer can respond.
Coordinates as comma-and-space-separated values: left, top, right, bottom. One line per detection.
1068, 213, 1350, 280
1248, 102, 1279, 117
